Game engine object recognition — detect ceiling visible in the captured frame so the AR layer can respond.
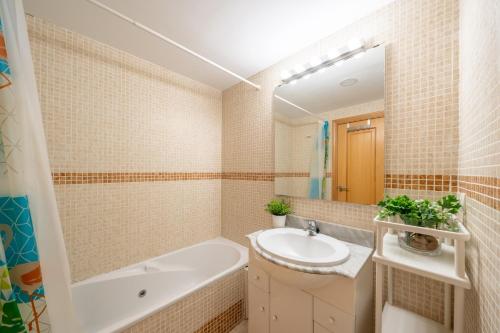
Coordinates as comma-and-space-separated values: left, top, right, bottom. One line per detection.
274, 46, 385, 119
23, 0, 394, 90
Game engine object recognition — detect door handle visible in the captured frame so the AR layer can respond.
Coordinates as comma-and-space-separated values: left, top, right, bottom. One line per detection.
337, 186, 349, 192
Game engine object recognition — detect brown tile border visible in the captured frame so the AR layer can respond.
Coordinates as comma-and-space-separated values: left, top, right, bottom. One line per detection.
274, 172, 333, 178
385, 173, 499, 211
221, 172, 274, 181
52, 171, 499, 209
193, 300, 243, 333
458, 175, 500, 210
384, 174, 458, 192
52, 172, 223, 184
52, 171, 338, 184
274, 172, 309, 178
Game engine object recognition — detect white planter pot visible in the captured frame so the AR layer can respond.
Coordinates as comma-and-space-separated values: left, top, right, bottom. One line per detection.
272, 215, 287, 228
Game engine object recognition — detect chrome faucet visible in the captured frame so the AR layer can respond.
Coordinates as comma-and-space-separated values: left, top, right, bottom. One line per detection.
305, 220, 318, 236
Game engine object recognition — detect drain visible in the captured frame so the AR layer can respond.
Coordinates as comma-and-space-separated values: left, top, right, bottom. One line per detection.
138, 289, 147, 298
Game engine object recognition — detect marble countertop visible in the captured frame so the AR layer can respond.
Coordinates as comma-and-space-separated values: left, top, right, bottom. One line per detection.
247, 229, 373, 279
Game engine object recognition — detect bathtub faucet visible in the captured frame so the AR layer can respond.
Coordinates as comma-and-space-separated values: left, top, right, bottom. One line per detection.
305, 220, 318, 236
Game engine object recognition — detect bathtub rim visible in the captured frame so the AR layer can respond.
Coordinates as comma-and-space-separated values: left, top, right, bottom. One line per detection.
72, 237, 249, 333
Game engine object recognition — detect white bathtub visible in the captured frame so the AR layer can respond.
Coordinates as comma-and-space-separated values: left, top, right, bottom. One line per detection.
72, 237, 248, 333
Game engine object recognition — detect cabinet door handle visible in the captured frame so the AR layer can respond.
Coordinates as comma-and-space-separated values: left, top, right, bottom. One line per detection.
272, 315, 278, 321
254, 275, 260, 280
329, 316, 335, 324
259, 306, 265, 312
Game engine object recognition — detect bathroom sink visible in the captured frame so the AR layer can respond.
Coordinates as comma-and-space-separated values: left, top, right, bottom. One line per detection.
256, 228, 350, 267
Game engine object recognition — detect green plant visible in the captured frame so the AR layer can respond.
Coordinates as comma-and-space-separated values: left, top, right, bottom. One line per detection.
378, 194, 461, 231
265, 199, 292, 216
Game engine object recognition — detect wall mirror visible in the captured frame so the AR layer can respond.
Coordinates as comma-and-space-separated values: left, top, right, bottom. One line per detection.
274, 45, 385, 205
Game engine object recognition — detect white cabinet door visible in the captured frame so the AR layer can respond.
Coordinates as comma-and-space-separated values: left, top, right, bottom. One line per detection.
248, 263, 270, 292
314, 297, 355, 333
270, 278, 313, 333
249, 282, 269, 333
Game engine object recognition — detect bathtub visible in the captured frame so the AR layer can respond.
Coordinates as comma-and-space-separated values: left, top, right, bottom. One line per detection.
72, 237, 248, 333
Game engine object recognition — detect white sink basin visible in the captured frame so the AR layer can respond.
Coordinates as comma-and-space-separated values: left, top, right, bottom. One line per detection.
256, 228, 350, 267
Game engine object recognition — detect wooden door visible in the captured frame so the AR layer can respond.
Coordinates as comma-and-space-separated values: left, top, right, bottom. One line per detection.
333, 112, 384, 204
346, 128, 376, 204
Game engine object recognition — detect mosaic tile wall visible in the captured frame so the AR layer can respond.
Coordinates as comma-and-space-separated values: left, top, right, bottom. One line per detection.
458, 0, 499, 332
123, 269, 245, 333
26, 16, 223, 282
27, 14, 249, 333
222, 0, 459, 324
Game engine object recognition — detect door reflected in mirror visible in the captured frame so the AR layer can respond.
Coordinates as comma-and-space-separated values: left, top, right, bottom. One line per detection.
274, 46, 385, 205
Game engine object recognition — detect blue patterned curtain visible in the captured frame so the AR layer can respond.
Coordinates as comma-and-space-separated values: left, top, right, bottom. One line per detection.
0, 2, 80, 332
0, 16, 48, 333
308, 121, 330, 199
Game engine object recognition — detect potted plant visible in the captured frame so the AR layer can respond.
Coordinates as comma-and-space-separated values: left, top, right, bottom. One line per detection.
265, 199, 293, 228
377, 194, 461, 256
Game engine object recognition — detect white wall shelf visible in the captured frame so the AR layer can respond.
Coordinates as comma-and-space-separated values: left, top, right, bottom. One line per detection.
373, 216, 471, 333
373, 234, 470, 288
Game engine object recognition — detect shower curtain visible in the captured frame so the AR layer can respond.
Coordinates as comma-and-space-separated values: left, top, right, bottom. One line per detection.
0, 1, 80, 332
308, 121, 329, 199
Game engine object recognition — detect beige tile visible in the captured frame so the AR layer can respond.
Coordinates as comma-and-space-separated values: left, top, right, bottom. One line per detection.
221, 0, 462, 326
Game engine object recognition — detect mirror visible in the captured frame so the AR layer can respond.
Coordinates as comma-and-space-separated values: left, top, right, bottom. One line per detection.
274, 46, 385, 205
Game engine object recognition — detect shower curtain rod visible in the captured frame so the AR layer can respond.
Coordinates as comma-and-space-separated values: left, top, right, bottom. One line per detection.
86, 0, 261, 90
274, 94, 325, 123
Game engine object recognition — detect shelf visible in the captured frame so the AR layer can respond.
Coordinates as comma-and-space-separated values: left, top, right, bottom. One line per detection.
382, 303, 451, 333
372, 234, 470, 288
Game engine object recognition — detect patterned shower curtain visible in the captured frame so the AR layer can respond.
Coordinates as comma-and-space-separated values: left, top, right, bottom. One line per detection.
0, 1, 80, 332
308, 121, 329, 199
0, 15, 48, 333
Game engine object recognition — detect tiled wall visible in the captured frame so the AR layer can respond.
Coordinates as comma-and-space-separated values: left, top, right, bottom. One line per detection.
222, 0, 459, 324
458, 0, 499, 332
27, 16, 223, 283
123, 269, 245, 333
274, 99, 384, 199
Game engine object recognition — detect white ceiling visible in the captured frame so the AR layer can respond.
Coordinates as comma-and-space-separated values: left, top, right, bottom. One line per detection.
23, 0, 394, 90
275, 46, 385, 118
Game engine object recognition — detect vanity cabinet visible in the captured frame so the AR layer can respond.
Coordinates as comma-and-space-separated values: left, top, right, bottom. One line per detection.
270, 278, 313, 333
314, 297, 355, 332
248, 252, 373, 333
248, 283, 269, 333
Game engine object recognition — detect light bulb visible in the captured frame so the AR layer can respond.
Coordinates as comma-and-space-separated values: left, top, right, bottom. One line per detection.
294, 64, 305, 74
281, 70, 291, 80
348, 38, 363, 51
354, 51, 365, 59
334, 60, 345, 67
309, 56, 322, 67
327, 49, 340, 60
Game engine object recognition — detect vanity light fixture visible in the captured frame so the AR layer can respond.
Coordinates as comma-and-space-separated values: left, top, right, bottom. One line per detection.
280, 39, 379, 86
281, 70, 292, 80
294, 64, 305, 74
334, 59, 346, 67
309, 56, 322, 67
348, 38, 363, 51
327, 49, 340, 60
